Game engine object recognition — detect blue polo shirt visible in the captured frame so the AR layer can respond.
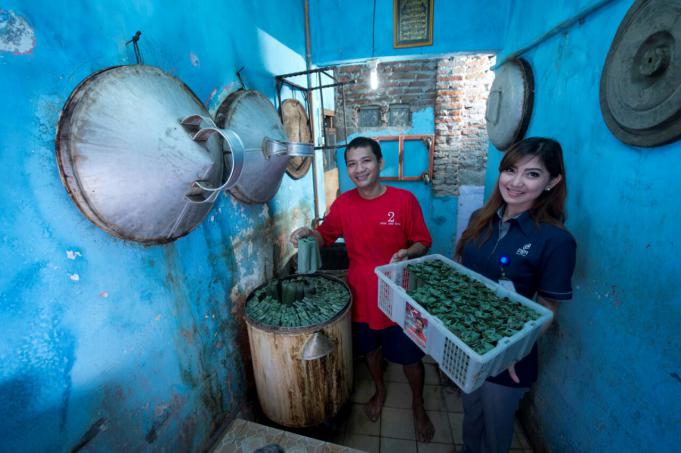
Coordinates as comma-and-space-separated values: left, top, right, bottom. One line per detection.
461, 208, 576, 387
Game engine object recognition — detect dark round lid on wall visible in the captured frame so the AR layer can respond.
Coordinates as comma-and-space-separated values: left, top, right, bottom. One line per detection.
56, 65, 223, 244
485, 58, 535, 151
600, 0, 681, 147
281, 99, 313, 180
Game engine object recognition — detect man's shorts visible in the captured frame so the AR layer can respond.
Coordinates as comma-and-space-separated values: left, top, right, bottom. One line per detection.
353, 322, 425, 365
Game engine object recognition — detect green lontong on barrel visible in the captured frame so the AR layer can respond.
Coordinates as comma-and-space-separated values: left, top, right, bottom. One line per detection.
406, 260, 541, 355
246, 275, 349, 328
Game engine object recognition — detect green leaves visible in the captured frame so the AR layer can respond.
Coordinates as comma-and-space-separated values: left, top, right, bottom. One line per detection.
246, 276, 348, 328
406, 260, 540, 355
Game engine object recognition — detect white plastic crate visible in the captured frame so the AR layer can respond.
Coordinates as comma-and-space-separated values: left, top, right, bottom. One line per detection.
375, 254, 553, 393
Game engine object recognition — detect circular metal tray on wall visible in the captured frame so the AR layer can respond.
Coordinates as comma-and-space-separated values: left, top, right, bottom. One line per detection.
56, 65, 223, 244
281, 99, 313, 180
215, 90, 291, 204
600, 0, 681, 147
485, 58, 534, 151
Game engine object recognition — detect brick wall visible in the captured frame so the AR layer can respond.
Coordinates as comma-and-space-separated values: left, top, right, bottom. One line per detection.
335, 55, 495, 195
335, 59, 438, 134
434, 55, 496, 195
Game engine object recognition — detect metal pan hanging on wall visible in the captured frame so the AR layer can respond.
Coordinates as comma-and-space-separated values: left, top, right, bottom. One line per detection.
600, 0, 681, 147
56, 65, 224, 244
485, 58, 534, 151
215, 90, 313, 204
281, 99, 313, 180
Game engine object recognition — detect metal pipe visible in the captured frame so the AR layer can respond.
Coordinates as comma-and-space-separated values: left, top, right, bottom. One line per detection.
492, 0, 620, 70
341, 79, 348, 145
304, 0, 320, 220
279, 78, 354, 92
276, 65, 339, 79
318, 71, 330, 188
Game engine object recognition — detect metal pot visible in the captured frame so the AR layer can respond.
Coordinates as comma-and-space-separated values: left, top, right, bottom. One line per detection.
215, 90, 313, 204
244, 274, 353, 427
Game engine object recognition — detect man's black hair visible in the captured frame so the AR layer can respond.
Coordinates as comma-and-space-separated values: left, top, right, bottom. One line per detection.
344, 136, 382, 162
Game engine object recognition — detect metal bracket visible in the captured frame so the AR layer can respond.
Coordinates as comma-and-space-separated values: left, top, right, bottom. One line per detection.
262, 137, 314, 159
180, 117, 246, 204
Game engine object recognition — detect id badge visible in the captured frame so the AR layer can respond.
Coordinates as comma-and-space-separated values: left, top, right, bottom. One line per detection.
498, 255, 516, 292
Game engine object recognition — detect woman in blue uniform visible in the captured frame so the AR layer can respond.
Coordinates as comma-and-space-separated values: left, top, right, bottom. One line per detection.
455, 137, 577, 453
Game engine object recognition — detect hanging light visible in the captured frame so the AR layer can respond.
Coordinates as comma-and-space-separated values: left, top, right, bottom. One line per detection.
368, 59, 379, 90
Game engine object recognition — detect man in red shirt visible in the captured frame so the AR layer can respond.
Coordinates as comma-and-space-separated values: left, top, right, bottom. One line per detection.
290, 136, 435, 442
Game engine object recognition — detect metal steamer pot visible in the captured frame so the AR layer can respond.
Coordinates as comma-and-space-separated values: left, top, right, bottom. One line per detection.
215, 90, 314, 204
56, 65, 225, 243
244, 274, 353, 428
57, 66, 312, 244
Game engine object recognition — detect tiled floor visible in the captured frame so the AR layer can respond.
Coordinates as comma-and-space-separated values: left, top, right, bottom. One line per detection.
211, 418, 365, 453
235, 356, 535, 453
331, 357, 535, 453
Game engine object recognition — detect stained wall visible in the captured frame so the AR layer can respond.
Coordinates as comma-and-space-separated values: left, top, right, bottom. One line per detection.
0, 1, 313, 451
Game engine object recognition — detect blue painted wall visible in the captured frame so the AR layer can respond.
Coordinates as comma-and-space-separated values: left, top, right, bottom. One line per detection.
336, 108, 458, 257
316, 0, 681, 450
485, 0, 681, 450
0, 1, 313, 451
309, 0, 509, 65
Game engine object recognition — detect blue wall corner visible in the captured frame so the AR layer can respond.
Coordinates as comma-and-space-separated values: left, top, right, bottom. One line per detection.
0, 1, 314, 451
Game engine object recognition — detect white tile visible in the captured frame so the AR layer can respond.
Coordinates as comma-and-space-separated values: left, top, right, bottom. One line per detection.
384, 362, 409, 383
442, 386, 463, 413
425, 411, 453, 444
381, 407, 416, 440
351, 379, 376, 404
347, 403, 380, 436
447, 413, 464, 444
416, 442, 458, 453
342, 433, 379, 453
385, 382, 412, 409
381, 437, 418, 453
423, 385, 446, 412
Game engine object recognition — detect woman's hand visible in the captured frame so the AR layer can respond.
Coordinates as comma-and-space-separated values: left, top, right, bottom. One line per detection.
390, 249, 409, 263
290, 227, 312, 247
507, 363, 520, 384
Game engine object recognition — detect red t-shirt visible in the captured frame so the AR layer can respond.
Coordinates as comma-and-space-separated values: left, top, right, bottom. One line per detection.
316, 186, 432, 329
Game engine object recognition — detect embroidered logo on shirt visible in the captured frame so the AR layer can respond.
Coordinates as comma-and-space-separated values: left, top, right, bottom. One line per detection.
516, 243, 532, 256
379, 211, 401, 226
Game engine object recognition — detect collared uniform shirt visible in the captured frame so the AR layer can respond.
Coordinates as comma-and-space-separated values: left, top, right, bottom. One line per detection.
461, 209, 577, 387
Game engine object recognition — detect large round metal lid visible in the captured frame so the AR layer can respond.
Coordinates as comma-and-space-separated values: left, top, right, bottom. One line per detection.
600, 0, 681, 147
281, 99, 313, 180
215, 90, 290, 204
485, 58, 534, 150
56, 65, 223, 244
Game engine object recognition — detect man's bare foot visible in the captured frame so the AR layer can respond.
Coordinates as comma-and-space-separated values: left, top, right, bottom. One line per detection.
413, 403, 435, 442
363, 390, 386, 422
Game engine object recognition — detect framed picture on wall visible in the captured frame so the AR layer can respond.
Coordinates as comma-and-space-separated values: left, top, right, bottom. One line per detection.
393, 0, 434, 48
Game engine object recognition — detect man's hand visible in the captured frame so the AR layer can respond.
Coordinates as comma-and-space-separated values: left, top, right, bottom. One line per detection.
390, 249, 409, 263
290, 227, 312, 247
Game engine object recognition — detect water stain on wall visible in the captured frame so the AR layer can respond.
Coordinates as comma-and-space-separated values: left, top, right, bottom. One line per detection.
0, 10, 36, 55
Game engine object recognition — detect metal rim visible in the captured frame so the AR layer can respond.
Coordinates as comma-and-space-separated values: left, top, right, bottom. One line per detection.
600, 0, 681, 147
281, 99, 313, 180
243, 273, 352, 334
486, 58, 535, 151
56, 65, 213, 244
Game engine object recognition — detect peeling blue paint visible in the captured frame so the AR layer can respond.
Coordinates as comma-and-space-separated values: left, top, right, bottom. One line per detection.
486, 0, 681, 451
0, 9, 36, 55
0, 0, 312, 451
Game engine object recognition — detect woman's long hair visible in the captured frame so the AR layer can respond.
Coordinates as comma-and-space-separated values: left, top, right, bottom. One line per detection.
455, 137, 568, 259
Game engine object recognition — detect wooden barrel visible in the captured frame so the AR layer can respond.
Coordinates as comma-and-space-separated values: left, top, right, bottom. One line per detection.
244, 275, 353, 427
